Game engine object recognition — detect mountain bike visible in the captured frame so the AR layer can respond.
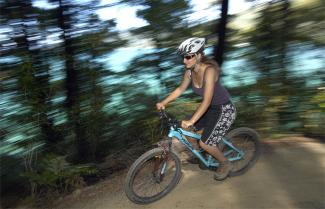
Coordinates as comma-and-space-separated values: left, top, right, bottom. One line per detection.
124, 110, 261, 204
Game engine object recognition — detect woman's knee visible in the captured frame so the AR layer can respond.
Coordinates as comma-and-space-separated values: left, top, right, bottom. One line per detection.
199, 140, 206, 147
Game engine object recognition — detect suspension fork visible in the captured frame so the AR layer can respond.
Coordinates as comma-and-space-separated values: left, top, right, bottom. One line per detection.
160, 141, 170, 179
153, 140, 171, 182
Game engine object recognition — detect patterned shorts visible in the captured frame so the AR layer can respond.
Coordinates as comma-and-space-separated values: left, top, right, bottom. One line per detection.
193, 102, 236, 147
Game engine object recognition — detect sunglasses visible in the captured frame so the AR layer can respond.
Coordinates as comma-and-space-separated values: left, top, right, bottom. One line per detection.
183, 54, 195, 60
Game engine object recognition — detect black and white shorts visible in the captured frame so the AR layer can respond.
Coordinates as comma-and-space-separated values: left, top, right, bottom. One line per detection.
193, 101, 236, 147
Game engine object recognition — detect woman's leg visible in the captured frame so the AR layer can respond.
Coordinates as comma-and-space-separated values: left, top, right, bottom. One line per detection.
183, 129, 203, 164
185, 136, 200, 150
184, 128, 203, 149
184, 112, 207, 153
201, 102, 237, 180
199, 141, 227, 162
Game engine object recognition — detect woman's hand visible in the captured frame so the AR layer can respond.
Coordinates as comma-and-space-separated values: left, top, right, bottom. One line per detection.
181, 120, 194, 129
156, 102, 166, 110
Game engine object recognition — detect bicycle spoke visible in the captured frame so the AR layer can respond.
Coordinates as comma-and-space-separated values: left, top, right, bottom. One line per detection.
124, 112, 184, 204
131, 155, 178, 198
229, 133, 257, 172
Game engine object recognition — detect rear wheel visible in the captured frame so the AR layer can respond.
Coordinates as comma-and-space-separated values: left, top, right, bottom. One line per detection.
124, 148, 182, 204
221, 127, 261, 177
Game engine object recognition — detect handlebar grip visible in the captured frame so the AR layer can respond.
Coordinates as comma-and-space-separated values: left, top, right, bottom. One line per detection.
181, 125, 198, 132
190, 125, 198, 132
177, 120, 182, 128
158, 109, 180, 128
158, 109, 167, 118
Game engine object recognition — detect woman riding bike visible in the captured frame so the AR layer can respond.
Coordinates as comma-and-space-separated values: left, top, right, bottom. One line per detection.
156, 37, 236, 181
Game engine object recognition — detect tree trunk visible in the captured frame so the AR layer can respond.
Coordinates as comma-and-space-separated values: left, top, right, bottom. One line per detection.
17, 1, 61, 150
58, 0, 86, 162
214, 0, 229, 67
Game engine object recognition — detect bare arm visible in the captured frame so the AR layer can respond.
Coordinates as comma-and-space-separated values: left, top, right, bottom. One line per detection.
190, 67, 218, 124
160, 70, 191, 106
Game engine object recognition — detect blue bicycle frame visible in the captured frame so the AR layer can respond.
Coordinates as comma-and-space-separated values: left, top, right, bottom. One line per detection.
168, 126, 245, 168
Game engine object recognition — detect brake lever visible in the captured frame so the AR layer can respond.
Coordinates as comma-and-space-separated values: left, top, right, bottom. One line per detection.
180, 124, 198, 132
158, 109, 168, 119
190, 125, 198, 132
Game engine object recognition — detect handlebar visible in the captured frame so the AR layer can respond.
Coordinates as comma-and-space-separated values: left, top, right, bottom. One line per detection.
158, 109, 197, 131
158, 109, 180, 129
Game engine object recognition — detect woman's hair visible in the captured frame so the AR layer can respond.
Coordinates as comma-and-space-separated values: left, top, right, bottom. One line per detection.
199, 52, 220, 73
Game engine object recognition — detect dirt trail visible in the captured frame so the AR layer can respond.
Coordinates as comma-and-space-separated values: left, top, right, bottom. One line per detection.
51, 137, 325, 209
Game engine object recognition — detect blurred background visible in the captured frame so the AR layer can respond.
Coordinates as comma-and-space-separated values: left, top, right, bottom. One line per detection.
0, 0, 324, 207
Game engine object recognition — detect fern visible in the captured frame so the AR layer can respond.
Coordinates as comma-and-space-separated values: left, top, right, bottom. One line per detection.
22, 153, 98, 197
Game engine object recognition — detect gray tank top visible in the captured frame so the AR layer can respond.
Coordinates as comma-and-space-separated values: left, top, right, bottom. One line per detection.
190, 68, 230, 105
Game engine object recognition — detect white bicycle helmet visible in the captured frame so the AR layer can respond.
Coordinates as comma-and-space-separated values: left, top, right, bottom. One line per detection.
177, 37, 205, 55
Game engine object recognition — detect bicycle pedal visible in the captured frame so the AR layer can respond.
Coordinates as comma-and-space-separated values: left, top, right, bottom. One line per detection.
198, 162, 208, 170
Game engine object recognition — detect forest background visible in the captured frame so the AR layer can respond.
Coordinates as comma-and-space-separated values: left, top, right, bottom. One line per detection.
0, 0, 324, 207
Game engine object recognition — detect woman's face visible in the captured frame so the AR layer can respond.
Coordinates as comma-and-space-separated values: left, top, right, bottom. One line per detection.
183, 54, 197, 69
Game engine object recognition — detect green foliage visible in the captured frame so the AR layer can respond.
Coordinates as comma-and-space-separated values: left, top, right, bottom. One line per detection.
1, 0, 324, 206
223, 0, 325, 137
22, 154, 98, 197
298, 89, 325, 136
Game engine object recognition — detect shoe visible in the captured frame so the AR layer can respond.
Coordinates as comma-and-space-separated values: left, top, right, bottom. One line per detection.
186, 156, 199, 164
214, 160, 232, 181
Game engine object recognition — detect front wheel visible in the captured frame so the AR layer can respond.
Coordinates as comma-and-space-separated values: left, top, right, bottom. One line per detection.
124, 148, 182, 204
222, 127, 261, 177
